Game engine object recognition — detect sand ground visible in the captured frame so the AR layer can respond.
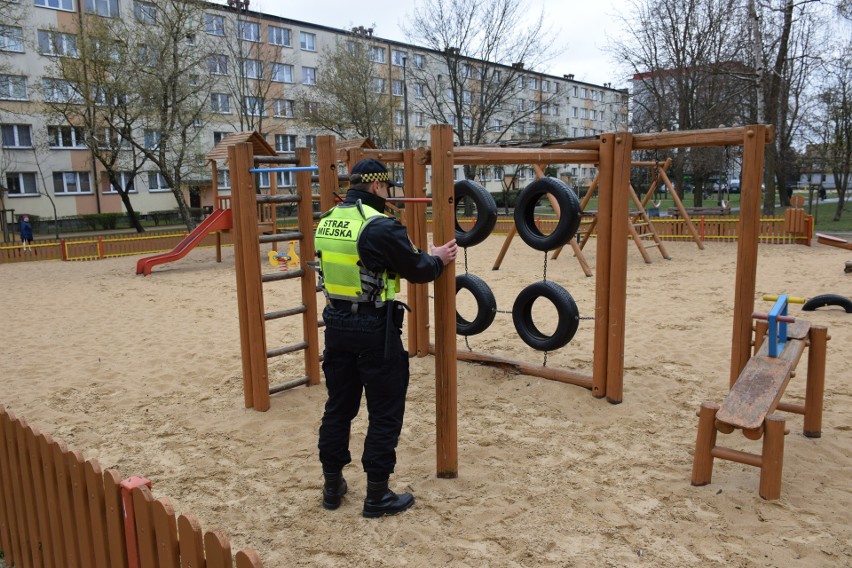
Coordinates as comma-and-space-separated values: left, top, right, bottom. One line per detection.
1, 235, 850, 567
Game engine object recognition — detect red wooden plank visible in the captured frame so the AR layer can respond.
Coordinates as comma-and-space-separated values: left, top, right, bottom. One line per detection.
18, 420, 44, 568
133, 485, 159, 568
152, 497, 180, 568
6, 412, 31, 568
177, 513, 206, 568
54, 440, 81, 568
0, 408, 23, 567
204, 530, 234, 568
85, 459, 111, 568
103, 469, 130, 568
235, 550, 264, 568
27, 425, 54, 568
69, 450, 95, 568
38, 433, 67, 568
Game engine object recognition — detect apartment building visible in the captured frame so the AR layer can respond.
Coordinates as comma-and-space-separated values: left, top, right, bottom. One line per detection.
0, 0, 628, 223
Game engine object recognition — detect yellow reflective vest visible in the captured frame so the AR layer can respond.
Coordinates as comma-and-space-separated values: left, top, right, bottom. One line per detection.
314, 201, 400, 305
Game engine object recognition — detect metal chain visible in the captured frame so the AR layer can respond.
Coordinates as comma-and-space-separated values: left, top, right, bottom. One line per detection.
542, 250, 548, 281
464, 247, 469, 275
543, 351, 548, 367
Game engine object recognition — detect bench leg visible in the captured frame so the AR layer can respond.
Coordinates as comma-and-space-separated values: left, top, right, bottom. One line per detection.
804, 325, 828, 438
691, 402, 719, 486
759, 414, 785, 500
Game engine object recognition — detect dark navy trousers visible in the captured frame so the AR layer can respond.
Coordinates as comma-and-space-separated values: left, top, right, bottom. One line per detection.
318, 306, 409, 475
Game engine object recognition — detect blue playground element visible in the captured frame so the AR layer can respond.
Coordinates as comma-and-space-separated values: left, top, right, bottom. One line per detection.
766, 295, 789, 358
248, 166, 320, 173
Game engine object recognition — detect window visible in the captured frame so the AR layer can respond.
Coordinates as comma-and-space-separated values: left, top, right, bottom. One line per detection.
0, 75, 27, 100
134, 1, 156, 23
35, 0, 74, 10
0, 26, 24, 52
6, 173, 38, 196
93, 127, 128, 149
84, 0, 119, 17
462, 90, 472, 104
272, 99, 294, 118
301, 66, 316, 85
47, 125, 86, 148
492, 118, 502, 131
1, 124, 32, 148
414, 112, 425, 127
243, 96, 264, 116
275, 134, 296, 153
255, 170, 270, 189
394, 111, 404, 126
571, 106, 578, 118
368, 46, 385, 63
371, 77, 385, 94
445, 88, 453, 101
210, 92, 230, 113
412, 54, 424, 69
217, 169, 230, 189
300, 31, 316, 51
271, 63, 293, 83
205, 14, 224, 36
461, 63, 472, 78
37, 30, 78, 57
103, 172, 135, 193
144, 129, 161, 149
528, 77, 538, 90
304, 101, 318, 116
391, 50, 406, 66
241, 58, 263, 79
268, 26, 290, 46
276, 171, 294, 187
413, 82, 425, 99
392, 80, 403, 96
213, 131, 229, 145
147, 172, 169, 191
42, 79, 81, 103
208, 54, 227, 75
542, 80, 550, 93
53, 172, 92, 194
516, 98, 525, 112
238, 20, 259, 42
305, 135, 316, 152
516, 76, 525, 89
580, 87, 587, 98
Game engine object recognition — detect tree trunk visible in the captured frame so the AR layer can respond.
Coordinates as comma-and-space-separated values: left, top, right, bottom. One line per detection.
109, 175, 145, 233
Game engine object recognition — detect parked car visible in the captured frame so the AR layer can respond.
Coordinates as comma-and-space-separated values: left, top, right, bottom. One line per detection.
729, 178, 741, 193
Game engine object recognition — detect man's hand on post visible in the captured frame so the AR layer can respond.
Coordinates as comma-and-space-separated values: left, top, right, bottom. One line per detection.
430, 239, 458, 266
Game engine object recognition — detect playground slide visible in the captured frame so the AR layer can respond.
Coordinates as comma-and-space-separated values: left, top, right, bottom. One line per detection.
136, 208, 233, 276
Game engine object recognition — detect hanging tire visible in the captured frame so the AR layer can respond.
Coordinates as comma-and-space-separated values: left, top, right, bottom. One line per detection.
801, 294, 852, 313
454, 179, 498, 248
456, 273, 497, 336
512, 281, 579, 351
513, 177, 581, 251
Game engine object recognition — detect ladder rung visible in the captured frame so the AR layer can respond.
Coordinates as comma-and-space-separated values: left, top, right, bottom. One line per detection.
267, 341, 308, 358
259, 231, 303, 244
644, 243, 661, 249
262, 269, 305, 283
257, 194, 301, 204
633, 222, 650, 228
265, 305, 307, 321
269, 375, 310, 394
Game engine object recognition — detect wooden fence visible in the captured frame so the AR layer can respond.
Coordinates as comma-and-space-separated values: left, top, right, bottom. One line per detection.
0, 405, 263, 568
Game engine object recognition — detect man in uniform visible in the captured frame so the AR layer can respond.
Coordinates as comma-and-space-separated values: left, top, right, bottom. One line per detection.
314, 158, 457, 517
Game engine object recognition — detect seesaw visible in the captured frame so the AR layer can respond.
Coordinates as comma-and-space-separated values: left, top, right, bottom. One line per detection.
763, 293, 852, 314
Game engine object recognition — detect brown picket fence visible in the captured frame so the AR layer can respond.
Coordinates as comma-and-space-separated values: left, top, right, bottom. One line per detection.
0, 405, 263, 568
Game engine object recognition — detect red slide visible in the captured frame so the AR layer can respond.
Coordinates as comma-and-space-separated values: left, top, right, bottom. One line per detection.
136, 208, 233, 275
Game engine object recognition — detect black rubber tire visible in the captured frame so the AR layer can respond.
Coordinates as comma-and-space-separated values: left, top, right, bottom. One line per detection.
801, 293, 852, 313
456, 273, 497, 336
512, 281, 579, 351
513, 177, 581, 251
454, 179, 498, 248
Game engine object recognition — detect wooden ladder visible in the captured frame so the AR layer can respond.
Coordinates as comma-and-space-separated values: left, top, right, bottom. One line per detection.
628, 183, 670, 263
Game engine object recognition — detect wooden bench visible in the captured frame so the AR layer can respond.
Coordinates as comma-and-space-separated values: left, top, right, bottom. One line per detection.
691, 319, 829, 500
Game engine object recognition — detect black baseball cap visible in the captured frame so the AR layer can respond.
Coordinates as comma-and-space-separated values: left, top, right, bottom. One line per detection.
350, 158, 401, 187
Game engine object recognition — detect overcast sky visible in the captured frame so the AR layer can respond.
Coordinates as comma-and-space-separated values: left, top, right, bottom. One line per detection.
215, 0, 628, 88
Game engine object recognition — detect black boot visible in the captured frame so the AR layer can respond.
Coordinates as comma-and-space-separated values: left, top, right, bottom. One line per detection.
322, 471, 348, 510
362, 480, 415, 518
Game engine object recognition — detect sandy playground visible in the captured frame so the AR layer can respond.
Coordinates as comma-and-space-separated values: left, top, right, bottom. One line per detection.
1, 235, 851, 567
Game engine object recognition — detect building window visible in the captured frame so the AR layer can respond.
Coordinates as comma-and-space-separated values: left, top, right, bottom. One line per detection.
394, 111, 404, 126
268, 25, 290, 46
276, 171, 294, 187
414, 112, 425, 127
392, 80, 403, 96
134, 1, 156, 23
84, 0, 119, 17
272, 99, 294, 118
0, 75, 28, 101
412, 54, 425, 69
47, 125, 86, 148
243, 96, 264, 116
53, 171, 92, 194
305, 135, 316, 152
391, 50, 406, 66
304, 101, 318, 116
210, 92, 230, 113
35, 0, 74, 11
275, 134, 296, 153
42, 79, 81, 103
462, 90, 472, 104
0, 26, 25, 53
368, 46, 385, 63
208, 54, 228, 75
205, 14, 224, 36
217, 169, 230, 189
413, 82, 425, 99
371, 77, 385, 94
213, 131, 229, 145
238, 20, 260, 42
1, 124, 33, 148
144, 129, 161, 149
37, 30, 78, 57
299, 31, 316, 51
492, 118, 502, 131
241, 58, 263, 79
271, 63, 293, 83
6, 173, 38, 196
301, 66, 317, 85
528, 77, 538, 90
103, 172, 136, 193
255, 170, 271, 189
542, 80, 550, 93
147, 172, 169, 191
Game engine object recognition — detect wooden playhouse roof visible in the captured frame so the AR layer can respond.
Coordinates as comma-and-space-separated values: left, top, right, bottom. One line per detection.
205, 131, 277, 161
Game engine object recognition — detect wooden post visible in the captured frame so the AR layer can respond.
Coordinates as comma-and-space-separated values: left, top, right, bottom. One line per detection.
691, 402, 719, 486
211, 160, 222, 263
803, 325, 827, 437
316, 136, 338, 214
296, 147, 322, 387
592, 135, 615, 399
229, 142, 270, 411
730, 126, 770, 387
413, 159, 430, 358
431, 124, 458, 478
759, 413, 785, 500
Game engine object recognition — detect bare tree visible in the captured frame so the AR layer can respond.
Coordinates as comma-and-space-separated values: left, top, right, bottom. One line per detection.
298, 32, 396, 146
0, 0, 27, 76
403, 0, 561, 178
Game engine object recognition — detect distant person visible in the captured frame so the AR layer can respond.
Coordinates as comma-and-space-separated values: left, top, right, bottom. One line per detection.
20, 215, 33, 251
818, 184, 827, 200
